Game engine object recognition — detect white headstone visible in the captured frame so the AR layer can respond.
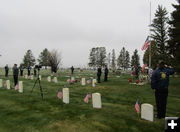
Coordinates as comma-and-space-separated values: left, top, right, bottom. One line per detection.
30, 75, 34, 80
0, 79, 3, 88
25, 75, 28, 79
81, 78, 86, 86
53, 77, 58, 83
6, 80, 10, 89
47, 76, 51, 82
92, 79, 96, 87
141, 103, 154, 122
71, 77, 75, 82
18, 81, 23, 93
92, 93, 102, 108
63, 88, 69, 104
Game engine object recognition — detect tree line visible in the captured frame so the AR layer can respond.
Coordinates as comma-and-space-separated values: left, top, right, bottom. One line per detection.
88, 47, 140, 71
143, 2, 180, 73
20, 49, 61, 73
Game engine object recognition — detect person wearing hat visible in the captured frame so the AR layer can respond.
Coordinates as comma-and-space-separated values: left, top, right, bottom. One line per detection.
151, 60, 174, 119
13, 64, 19, 86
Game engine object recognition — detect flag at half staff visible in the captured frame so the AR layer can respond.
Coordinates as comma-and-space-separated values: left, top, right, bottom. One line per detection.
141, 36, 149, 51
135, 98, 140, 114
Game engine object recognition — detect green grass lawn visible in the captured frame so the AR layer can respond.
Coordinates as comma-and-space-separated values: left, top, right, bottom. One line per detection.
0, 69, 179, 132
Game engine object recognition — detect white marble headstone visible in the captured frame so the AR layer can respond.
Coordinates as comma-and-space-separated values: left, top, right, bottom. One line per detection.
53, 77, 58, 83
18, 81, 23, 93
47, 76, 51, 82
6, 80, 10, 89
30, 75, 34, 80
0, 79, 3, 88
71, 77, 75, 82
92, 93, 102, 108
39, 75, 41, 80
63, 88, 69, 104
92, 79, 96, 87
81, 78, 86, 86
141, 103, 154, 122
25, 75, 28, 79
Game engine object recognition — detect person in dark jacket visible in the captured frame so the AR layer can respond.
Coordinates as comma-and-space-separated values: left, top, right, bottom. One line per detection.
151, 60, 174, 119
20, 66, 24, 76
13, 64, 19, 86
104, 65, 109, 82
27, 67, 31, 76
5, 64, 9, 77
134, 65, 139, 79
97, 66, 102, 83
71, 66, 74, 74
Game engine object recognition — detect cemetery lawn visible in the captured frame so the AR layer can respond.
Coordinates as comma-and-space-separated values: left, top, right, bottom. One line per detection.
0, 69, 180, 132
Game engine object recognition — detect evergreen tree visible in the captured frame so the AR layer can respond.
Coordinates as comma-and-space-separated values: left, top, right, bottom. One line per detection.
125, 51, 130, 69
38, 48, 50, 69
99, 47, 107, 67
117, 47, 126, 70
151, 5, 169, 60
88, 48, 96, 68
131, 49, 140, 68
22, 50, 36, 68
143, 40, 158, 69
168, 0, 180, 72
111, 49, 116, 72
107, 52, 111, 68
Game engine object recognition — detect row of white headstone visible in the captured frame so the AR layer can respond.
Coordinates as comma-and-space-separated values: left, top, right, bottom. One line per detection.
47, 76, 58, 83
62, 88, 102, 108
0, 79, 23, 93
71, 77, 97, 87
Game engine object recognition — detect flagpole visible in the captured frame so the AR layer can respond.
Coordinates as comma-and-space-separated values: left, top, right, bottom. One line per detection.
149, 1, 152, 68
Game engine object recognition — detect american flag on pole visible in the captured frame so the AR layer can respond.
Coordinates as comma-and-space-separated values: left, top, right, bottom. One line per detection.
141, 36, 149, 51
135, 98, 140, 114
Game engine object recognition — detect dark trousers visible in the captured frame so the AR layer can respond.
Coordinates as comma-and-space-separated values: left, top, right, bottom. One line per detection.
14, 75, 18, 86
28, 71, 30, 76
5, 71, 8, 77
155, 90, 168, 118
104, 74, 108, 81
97, 75, 101, 83
20, 70, 23, 76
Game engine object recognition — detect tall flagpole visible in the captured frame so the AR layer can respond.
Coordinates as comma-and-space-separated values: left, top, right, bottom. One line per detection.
149, 1, 151, 68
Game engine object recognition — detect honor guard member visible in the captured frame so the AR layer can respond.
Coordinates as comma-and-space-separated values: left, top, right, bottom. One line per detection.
151, 60, 174, 119
20, 66, 24, 76
5, 64, 9, 77
27, 67, 31, 76
104, 65, 109, 82
13, 64, 19, 86
97, 66, 102, 83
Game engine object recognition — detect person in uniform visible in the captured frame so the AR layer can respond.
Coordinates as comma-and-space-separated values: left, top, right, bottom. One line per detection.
97, 66, 102, 83
104, 65, 109, 82
71, 66, 74, 74
20, 66, 24, 76
151, 60, 174, 119
13, 64, 19, 86
5, 64, 9, 77
134, 65, 139, 80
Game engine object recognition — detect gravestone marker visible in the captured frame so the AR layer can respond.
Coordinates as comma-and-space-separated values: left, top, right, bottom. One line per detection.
92, 79, 96, 87
71, 77, 75, 82
141, 103, 154, 122
47, 76, 51, 82
81, 78, 86, 86
30, 75, 34, 80
25, 75, 28, 79
92, 93, 102, 108
18, 81, 23, 93
53, 77, 58, 83
63, 88, 69, 104
0, 79, 3, 88
6, 80, 10, 89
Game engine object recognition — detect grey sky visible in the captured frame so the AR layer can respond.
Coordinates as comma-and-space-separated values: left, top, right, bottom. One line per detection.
0, 0, 177, 68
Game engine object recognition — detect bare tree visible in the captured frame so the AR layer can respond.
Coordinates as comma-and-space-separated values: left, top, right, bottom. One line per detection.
48, 49, 62, 73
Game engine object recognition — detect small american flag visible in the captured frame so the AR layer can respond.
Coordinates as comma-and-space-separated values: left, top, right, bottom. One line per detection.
57, 91, 63, 99
15, 85, 19, 90
135, 98, 140, 114
141, 36, 149, 51
84, 93, 91, 103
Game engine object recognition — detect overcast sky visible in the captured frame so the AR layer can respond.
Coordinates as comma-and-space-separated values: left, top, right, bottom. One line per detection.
0, 0, 178, 68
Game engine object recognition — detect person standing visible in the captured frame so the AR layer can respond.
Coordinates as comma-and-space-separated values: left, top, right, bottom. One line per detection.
20, 66, 24, 76
151, 60, 174, 119
5, 64, 9, 77
97, 66, 102, 83
104, 66, 109, 82
134, 65, 139, 80
71, 66, 74, 74
27, 67, 31, 76
13, 64, 19, 86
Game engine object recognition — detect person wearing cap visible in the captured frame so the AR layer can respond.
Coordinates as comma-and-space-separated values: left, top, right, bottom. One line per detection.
151, 60, 174, 119
13, 64, 19, 86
